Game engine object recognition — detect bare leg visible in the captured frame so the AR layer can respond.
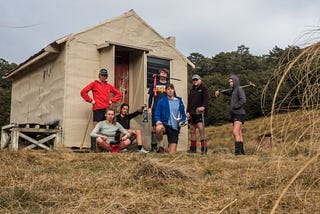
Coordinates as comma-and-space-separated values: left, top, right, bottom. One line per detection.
155, 124, 165, 149
167, 143, 177, 153
119, 139, 131, 149
196, 122, 204, 140
96, 137, 111, 152
189, 124, 197, 141
232, 121, 242, 142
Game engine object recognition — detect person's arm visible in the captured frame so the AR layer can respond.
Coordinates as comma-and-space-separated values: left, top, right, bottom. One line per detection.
109, 85, 122, 103
154, 98, 163, 124
117, 123, 130, 138
90, 122, 102, 138
202, 85, 210, 109
147, 87, 154, 109
128, 109, 142, 120
80, 82, 94, 103
179, 98, 187, 122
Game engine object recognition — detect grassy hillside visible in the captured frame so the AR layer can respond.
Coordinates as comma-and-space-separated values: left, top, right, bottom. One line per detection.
1, 112, 319, 213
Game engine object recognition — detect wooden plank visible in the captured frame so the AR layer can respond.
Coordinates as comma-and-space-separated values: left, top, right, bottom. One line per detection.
18, 132, 51, 150
14, 128, 58, 133
23, 134, 56, 150
53, 128, 62, 150
11, 130, 19, 151
1, 124, 16, 130
1, 129, 10, 149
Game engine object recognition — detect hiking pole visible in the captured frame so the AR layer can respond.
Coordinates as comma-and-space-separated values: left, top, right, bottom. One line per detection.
219, 81, 256, 93
80, 110, 92, 150
201, 112, 207, 154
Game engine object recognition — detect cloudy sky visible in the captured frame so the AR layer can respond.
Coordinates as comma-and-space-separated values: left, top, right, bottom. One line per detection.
1, 0, 320, 64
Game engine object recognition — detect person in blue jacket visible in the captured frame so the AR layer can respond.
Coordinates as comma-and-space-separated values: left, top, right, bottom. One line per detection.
154, 83, 187, 153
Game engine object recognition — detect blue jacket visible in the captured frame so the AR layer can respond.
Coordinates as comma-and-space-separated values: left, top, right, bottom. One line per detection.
154, 96, 186, 128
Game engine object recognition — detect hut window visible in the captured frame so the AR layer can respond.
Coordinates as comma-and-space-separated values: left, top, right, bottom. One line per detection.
146, 57, 170, 88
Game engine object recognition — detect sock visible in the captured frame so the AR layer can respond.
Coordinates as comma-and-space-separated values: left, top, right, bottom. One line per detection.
191, 140, 196, 148
201, 139, 206, 148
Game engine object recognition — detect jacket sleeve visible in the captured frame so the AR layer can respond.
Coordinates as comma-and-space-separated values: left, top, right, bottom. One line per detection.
117, 123, 130, 138
148, 87, 154, 108
109, 85, 122, 103
221, 90, 232, 96
179, 98, 187, 121
202, 85, 210, 108
80, 82, 94, 103
186, 89, 192, 113
154, 98, 162, 123
90, 121, 101, 138
128, 110, 141, 120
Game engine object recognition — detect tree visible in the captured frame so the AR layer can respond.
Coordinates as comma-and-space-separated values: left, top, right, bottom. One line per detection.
0, 58, 17, 126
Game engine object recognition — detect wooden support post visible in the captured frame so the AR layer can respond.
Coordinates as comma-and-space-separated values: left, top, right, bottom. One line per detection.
1, 129, 10, 149
53, 127, 62, 150
11, 129, 19, 151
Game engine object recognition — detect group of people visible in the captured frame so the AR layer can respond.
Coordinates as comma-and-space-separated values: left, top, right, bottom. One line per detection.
80, 68, 246, 155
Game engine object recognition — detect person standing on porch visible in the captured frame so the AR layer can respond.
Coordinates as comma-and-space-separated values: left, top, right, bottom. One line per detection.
147, 68, 170, 152
186, 74, 209, 154
80, 68, 122, 152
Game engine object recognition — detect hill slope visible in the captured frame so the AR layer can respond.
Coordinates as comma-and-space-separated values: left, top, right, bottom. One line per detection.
1, 113, 319, 213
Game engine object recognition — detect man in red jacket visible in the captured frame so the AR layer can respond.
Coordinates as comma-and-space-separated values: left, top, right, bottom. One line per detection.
80, 68, 122, 152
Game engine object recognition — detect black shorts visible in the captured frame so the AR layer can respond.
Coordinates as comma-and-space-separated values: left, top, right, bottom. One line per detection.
188, 114, 203, 125
93, 109, 106, 122
231, 113, 245, 124
164, 125, 179, 144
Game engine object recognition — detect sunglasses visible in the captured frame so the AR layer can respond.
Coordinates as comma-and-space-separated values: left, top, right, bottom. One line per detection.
192, 79, 199, 81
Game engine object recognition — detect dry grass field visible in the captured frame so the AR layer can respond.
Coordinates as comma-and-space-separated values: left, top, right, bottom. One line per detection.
1, 111, 319, 214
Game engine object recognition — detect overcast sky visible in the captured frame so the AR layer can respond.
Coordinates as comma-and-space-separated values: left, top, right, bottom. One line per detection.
1, 0, 320, 64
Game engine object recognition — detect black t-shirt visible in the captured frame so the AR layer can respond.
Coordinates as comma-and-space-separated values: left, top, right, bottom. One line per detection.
116, 110, 141, 129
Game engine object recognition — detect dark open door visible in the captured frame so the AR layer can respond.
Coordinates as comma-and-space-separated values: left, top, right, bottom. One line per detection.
115, 51, 129, 107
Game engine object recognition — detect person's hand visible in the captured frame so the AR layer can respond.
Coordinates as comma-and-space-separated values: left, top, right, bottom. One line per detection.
100, 135, 107, 141
186, 112, 191, 120
197, 107, 205, 113
214, 91, 220, 97
91, 100, 96, 105
121, 135, 128, 141
138, 105, 144, 113
148, 108, 152, 117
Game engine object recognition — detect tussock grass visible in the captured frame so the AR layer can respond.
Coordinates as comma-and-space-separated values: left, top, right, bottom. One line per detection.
1, 112, 319, 214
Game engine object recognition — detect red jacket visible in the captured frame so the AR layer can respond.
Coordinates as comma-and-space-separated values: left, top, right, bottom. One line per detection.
80, 80, 122, 110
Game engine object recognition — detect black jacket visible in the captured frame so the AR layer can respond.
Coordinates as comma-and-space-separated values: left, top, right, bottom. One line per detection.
187, 83, 209, 115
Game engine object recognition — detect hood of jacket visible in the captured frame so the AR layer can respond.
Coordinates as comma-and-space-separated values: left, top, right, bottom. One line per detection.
230, 75, 240, 88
